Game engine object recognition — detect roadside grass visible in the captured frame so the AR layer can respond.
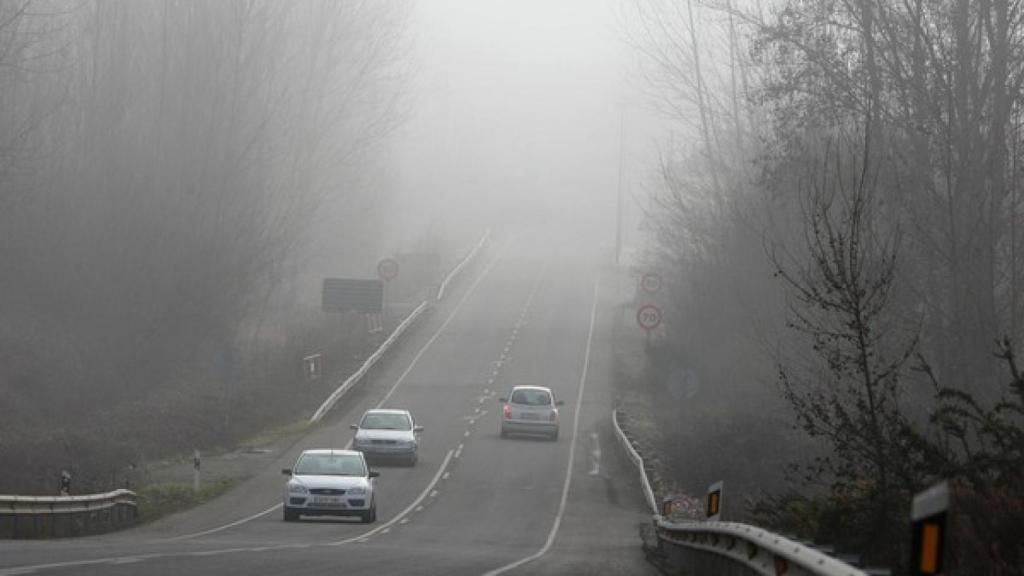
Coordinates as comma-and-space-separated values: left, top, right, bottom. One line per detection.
136, 477, 238, 523
240, 418, 310, 450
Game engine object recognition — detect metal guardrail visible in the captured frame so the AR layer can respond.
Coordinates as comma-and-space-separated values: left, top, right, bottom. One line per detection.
436, 229, 490, 301
612, 409, 658, 515
0, 489, 137, 538
611, 409, 868, 576
311, 231, 491, 424
310, 300, 429, 424
653, 520, 868, 576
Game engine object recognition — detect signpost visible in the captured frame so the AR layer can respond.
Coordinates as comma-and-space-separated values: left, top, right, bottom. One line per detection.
192, 449, 201, 493
303, 353, 322, 382
706, 481, 723, 521
637, 304, 662, 349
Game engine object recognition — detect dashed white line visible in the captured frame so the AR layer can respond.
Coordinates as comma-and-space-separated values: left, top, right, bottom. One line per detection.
330, 449, 453, 545
483, 280, 600, 576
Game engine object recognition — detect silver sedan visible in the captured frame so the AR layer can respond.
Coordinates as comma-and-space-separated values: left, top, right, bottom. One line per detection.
351, 409, 423, 466
281, 449, 378, 523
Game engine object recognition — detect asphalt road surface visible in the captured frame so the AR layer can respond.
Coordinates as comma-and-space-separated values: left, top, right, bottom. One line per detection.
0, 234, 659, 576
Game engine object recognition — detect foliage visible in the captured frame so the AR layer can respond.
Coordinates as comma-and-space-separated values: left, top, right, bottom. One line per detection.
0, 1, 410, 492
632, 0, 1024, 569
136, 477, 238, 523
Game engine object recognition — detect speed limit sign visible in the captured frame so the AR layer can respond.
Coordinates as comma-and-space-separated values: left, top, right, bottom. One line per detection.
377, 258, 399, 282
640, 273, 662, 294
637, 304, 662, 331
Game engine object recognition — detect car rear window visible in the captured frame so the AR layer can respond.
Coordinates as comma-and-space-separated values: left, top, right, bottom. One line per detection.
510, 389, 552, 406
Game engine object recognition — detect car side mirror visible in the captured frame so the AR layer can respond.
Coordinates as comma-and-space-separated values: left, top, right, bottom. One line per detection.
350, 424, 359, 430
413, 425, 424, 433
555, 400, 564, 406
368, 471, 380, 478
499, 397, 507, 403
281, 468, 292, 475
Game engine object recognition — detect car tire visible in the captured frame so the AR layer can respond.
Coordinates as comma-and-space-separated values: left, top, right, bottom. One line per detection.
550, 429, 559, 441
283, 507, 299, 522
407, 453, 418, 467
500, 427, 508, 439
361, 500, 377, 524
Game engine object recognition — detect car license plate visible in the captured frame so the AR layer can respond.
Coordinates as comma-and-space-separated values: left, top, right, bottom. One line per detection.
313, 496, 344, 506
520, 412, 538, 420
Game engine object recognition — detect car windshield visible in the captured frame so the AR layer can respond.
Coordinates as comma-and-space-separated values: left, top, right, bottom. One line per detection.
360, 412, 412, 430
293, 453, 366, 476
510, 389, 552, 406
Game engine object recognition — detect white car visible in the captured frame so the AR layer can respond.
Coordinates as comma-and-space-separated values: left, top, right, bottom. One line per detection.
282, 449, 378, 523
500, 385, 564, 440
351, 409, 423, 466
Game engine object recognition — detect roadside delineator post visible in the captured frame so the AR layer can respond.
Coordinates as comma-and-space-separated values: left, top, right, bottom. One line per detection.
911, 480, 949, 576
706, 481, 723, 521
661, 496, 674, 517
192, 449, 201, 493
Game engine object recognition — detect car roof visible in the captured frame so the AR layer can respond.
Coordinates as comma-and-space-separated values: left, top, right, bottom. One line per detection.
362, 408, 411, 415
300, 449, 362, 457
509, 385, 553, 393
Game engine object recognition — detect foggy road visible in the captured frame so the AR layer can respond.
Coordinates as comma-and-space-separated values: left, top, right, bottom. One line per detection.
0, 237, 658, 576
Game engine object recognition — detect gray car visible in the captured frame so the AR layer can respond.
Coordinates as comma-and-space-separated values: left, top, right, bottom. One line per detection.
500, 385, 564, 440
351, 409, 423, 466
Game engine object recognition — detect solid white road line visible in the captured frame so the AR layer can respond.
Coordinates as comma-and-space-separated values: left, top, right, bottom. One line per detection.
482, 279, 600, 576
169, 503, 282, 541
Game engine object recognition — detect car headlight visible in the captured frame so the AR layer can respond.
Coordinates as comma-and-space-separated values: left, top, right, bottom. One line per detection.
288, 483, 308, 495
347, 487, 366, 495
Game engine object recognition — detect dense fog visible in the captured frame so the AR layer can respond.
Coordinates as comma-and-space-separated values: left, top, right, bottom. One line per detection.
0, 1, 1021, 571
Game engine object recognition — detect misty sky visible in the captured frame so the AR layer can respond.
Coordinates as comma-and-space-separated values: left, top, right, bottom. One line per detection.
389, 0, 652, 253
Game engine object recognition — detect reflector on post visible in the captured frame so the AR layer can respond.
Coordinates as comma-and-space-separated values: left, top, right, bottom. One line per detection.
910, 481, 949, 575
706, 481, 723, 521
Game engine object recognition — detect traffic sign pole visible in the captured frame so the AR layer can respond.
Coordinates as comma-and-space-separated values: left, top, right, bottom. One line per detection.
636, 304, 662, 350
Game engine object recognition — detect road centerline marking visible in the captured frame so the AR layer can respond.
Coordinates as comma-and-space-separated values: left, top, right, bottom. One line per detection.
482, 279, 600, 576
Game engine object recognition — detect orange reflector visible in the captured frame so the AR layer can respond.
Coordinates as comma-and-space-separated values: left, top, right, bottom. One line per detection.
919, 522, 941, 574
708, 492, 720, 516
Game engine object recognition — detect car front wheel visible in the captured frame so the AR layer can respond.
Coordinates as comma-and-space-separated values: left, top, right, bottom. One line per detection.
283, 507, 299, 522
361, 500, 377, 524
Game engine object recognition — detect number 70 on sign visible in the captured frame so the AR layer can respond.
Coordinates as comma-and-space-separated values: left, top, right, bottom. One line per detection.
636, 304, 662, 332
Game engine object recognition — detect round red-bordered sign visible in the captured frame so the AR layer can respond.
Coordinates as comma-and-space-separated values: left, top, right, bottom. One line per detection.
637, 304, 662, 331
640, 272, 663, 294
377, 258, 399, 281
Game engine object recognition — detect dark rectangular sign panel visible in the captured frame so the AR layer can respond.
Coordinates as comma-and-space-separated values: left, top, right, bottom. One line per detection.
322, 278, 383, 313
